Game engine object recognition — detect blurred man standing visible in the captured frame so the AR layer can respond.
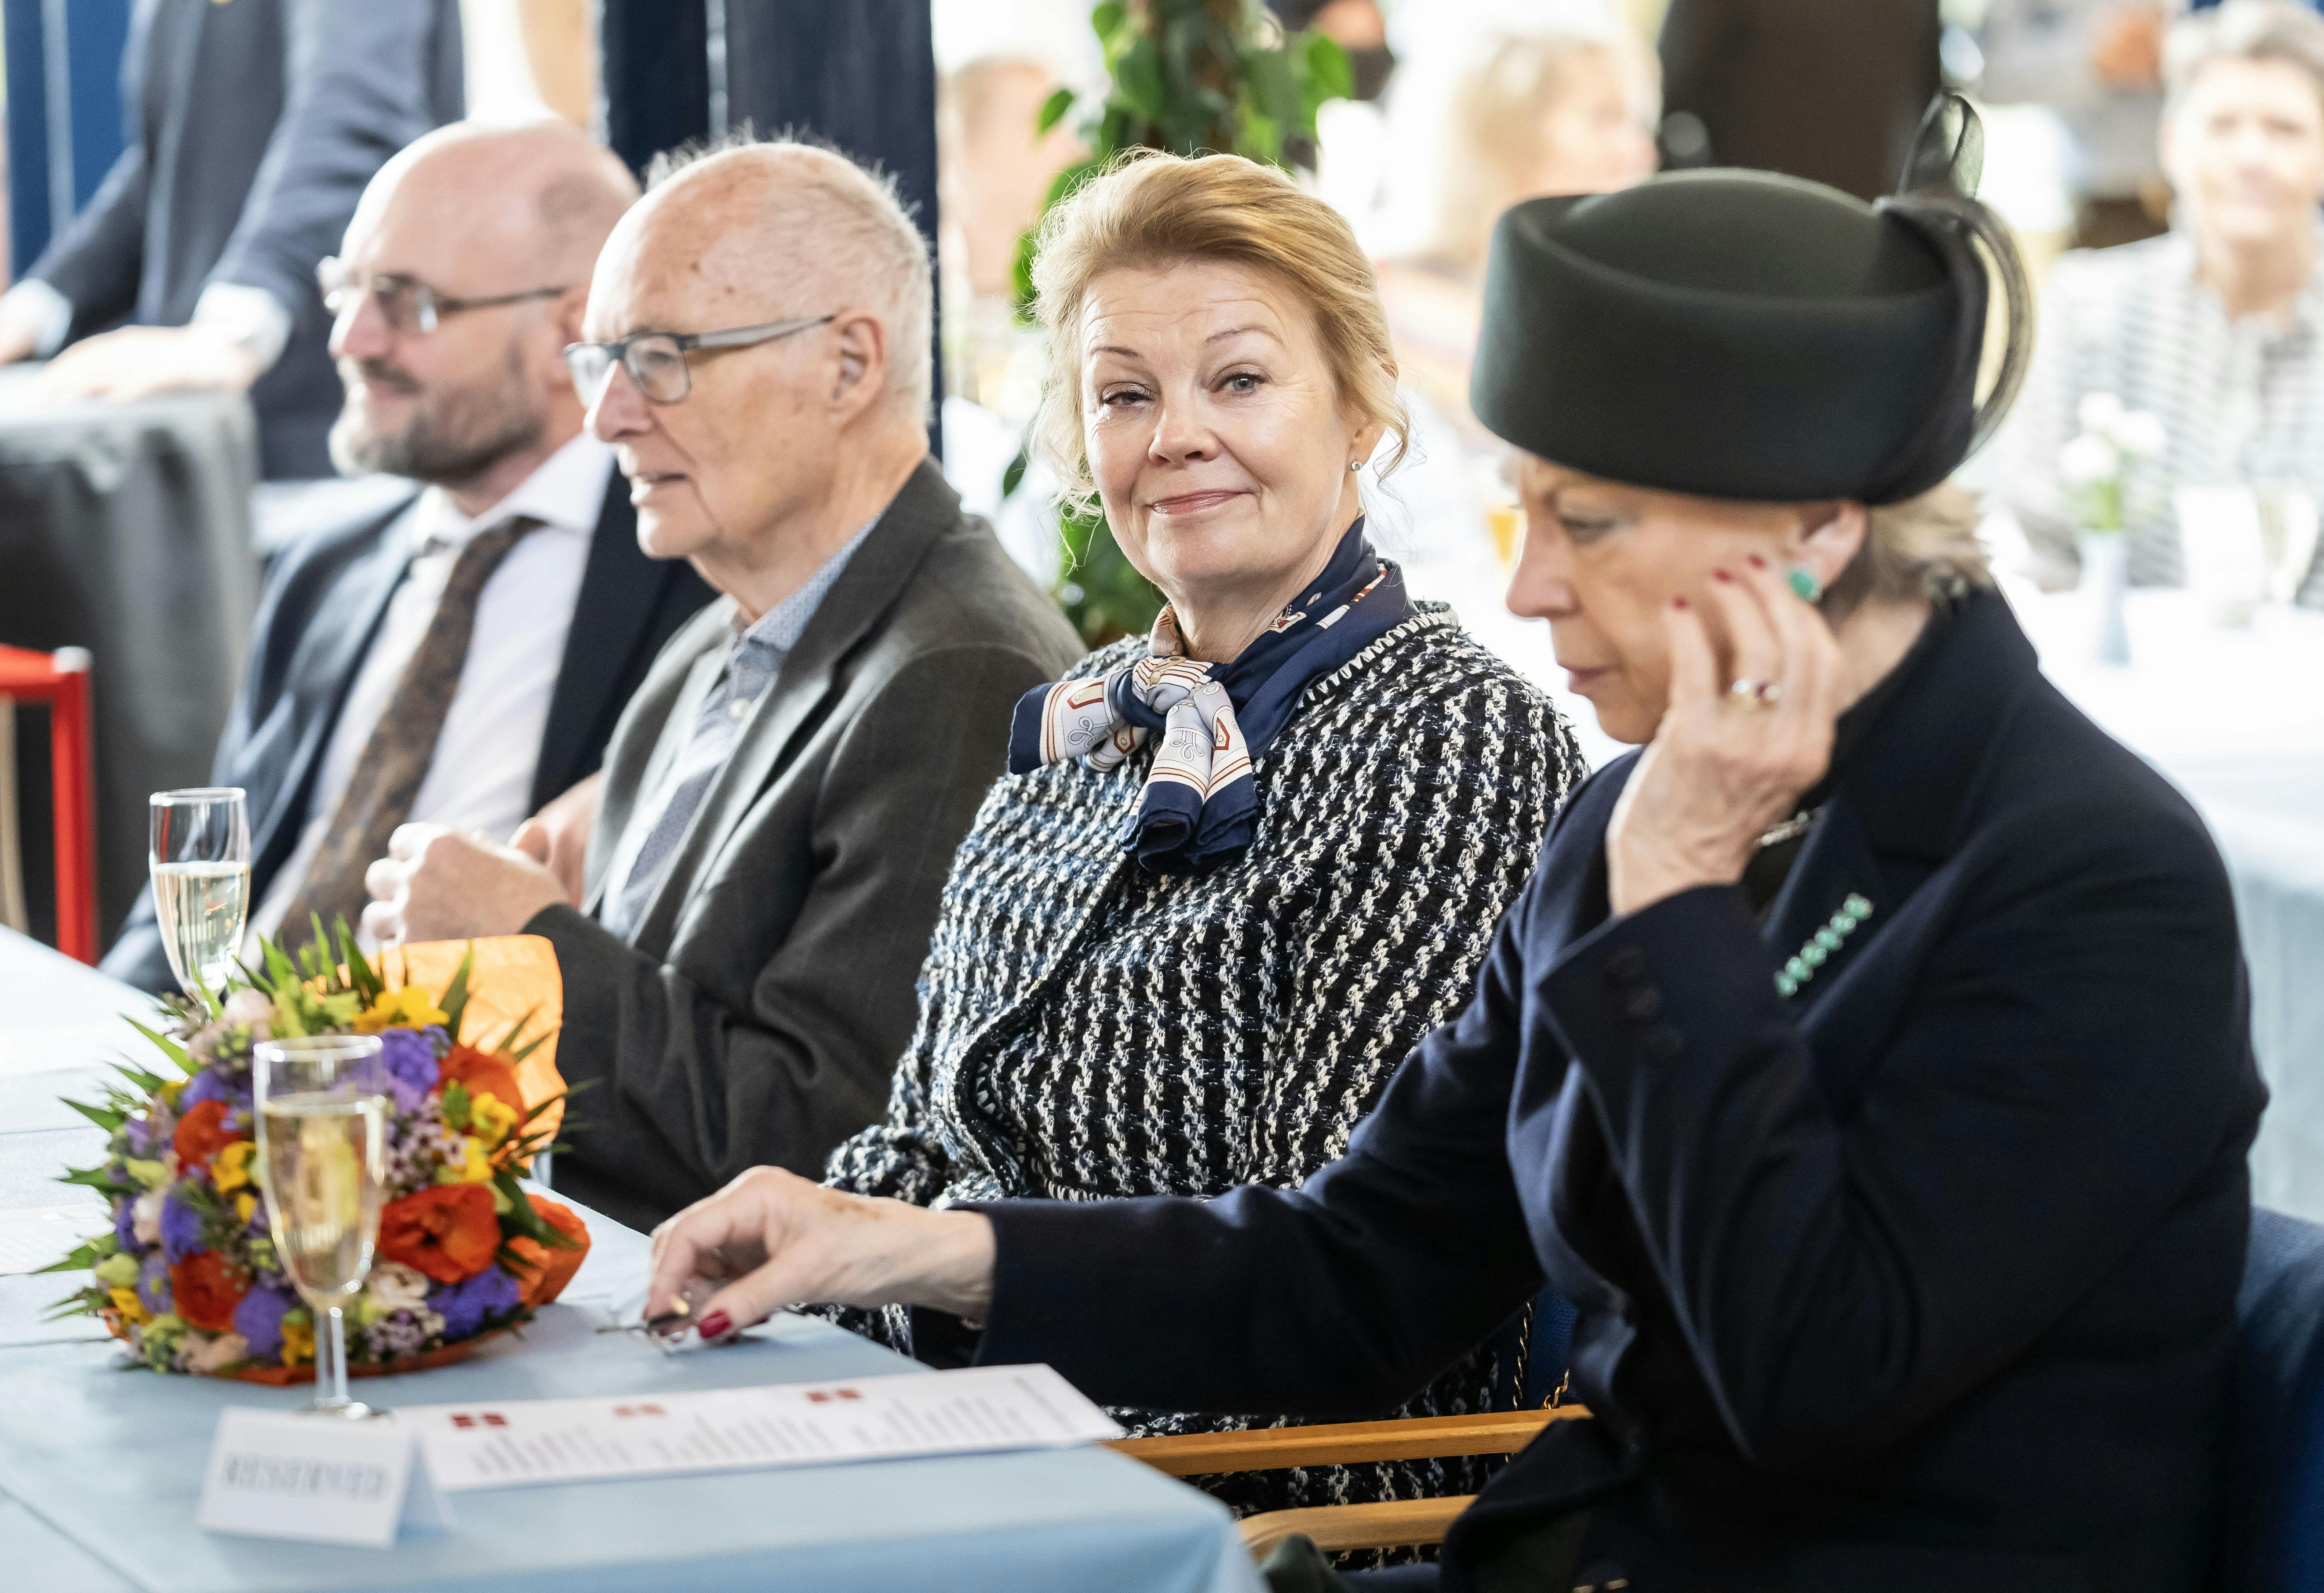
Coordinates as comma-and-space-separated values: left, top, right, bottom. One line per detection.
0, 0, 463, 478
363, 141, 1082, 1231
101, 122, 713, 990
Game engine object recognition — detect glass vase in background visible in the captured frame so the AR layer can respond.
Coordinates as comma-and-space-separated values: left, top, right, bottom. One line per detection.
149, 788, 250, 999
253, 1035, 389, 1418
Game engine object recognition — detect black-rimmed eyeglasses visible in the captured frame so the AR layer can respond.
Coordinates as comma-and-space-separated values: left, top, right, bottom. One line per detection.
562, 314, 837, 406
316, 258, 569, 337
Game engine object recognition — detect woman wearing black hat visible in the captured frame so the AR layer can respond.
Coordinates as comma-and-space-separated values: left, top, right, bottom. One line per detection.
642, 102, 2266, 1593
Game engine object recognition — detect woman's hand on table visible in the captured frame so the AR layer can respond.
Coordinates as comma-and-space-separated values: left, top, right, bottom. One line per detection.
646, 1167, 998, 1342
1606, 555, 1843, 917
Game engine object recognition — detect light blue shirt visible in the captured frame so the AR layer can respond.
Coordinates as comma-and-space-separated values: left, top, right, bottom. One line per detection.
599, 511, 882, 940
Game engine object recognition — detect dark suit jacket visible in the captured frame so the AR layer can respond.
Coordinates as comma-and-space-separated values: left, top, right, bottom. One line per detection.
965, 590, 2267, 1593
101, 466, 714, 993
29, 0, 463, 479
532, 458, 1082, 1234
1659, 0, 1939, 202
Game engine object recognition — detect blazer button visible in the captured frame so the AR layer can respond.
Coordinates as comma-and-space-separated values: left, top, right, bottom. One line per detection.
1622, 986, 1661, 1021
1605, 946, 1649, 984
1641, 1028, 1683, 1062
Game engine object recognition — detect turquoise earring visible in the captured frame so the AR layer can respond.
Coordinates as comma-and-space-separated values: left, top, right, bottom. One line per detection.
1786, 565, 1823, 603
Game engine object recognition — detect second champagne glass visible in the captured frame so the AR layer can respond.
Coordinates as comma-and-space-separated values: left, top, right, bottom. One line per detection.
149, 787, 250, 999
253, 1035, 389, 1418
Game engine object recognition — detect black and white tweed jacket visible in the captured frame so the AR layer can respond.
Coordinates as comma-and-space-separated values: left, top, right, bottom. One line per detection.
825, 602, 1586, 1521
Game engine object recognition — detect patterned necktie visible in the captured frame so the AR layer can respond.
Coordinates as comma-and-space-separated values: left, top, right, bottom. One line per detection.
277, 516, 542, 948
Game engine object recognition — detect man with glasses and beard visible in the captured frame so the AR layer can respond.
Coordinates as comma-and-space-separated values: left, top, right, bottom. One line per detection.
358, 140, 1081, 1233
101, 121, 713, 992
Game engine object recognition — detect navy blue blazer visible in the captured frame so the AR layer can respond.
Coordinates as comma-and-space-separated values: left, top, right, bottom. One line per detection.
966, 589, 2266, 1592
28, 0, 463, 478
101, 469, 713, 993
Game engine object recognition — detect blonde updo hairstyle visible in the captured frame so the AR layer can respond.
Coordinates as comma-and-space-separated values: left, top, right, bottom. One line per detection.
1028, 151, 1409, 520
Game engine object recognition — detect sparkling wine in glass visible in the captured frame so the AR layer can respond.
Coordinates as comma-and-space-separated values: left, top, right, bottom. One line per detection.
254, 1035, 388, 1418
149, 787, 251, 999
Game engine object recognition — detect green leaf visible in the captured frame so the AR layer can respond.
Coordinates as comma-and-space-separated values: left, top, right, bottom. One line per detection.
1001, 446, 1029, 501
508, 1029, 556, 1065
442, 1080, 473, 1131
63, 1098, 127, 1133
1090, 0, 1125, 43
438, 947, 476, 1044
60, 1166, 135, 1196
35, 1241, 104, 1275
340, 919, 384, 1003
1037, 85, 1077, 135
124, 1016, 196, 1078
1113, 37, 1166, 123
1301, 31, 1355, 108
1242, 47, 1301, 135
112, 1064, 168, 1098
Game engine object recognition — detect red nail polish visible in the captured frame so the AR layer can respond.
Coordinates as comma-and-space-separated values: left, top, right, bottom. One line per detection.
1746, 553, 1768, 569
696, 1310, 732, 1341
1672, 596, 1688, 610
1712, 568, 1734, 582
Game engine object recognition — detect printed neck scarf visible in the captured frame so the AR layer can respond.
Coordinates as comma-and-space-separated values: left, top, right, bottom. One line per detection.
1008, 518, 1413, 873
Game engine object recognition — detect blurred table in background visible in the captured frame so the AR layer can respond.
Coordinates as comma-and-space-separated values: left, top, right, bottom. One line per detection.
0, 371, 262, 954
2012, 582, 2324, 1225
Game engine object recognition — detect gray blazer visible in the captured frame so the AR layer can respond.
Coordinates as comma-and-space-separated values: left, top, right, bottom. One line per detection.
29, 0, 464, 477
532, 459, 1082, 1232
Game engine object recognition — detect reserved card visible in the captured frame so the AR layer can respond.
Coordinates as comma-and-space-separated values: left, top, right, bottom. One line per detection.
400, 1363, 1125, 1492
197, 1409, 455, 1548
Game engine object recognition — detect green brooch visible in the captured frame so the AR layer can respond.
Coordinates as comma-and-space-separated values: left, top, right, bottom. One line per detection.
1775, 893, 1874, 999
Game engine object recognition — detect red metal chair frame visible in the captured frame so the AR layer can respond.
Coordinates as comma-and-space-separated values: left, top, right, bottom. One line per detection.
0, 645, 96, 963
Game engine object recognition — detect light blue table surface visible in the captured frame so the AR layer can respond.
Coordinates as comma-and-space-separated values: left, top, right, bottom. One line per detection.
0, 929, 1264, 1593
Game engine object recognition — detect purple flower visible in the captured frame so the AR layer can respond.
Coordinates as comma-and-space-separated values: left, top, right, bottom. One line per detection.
357, 1028, 441, 1113
234, 1283, 294, 1360
112, 1197, 145, 1256
182, 1069, 252, 1117
429, 1265, 521, 1341
137, 1252, 171, 1313
158, 1193, 207, 1262
124, 1117, 155, 1157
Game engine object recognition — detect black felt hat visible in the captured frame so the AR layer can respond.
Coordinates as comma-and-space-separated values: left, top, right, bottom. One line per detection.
1469, 99, 2027, 505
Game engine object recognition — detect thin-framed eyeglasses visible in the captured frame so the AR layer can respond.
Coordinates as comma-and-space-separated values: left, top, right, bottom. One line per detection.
317, 257, 569, 337
563, 313, 837, 406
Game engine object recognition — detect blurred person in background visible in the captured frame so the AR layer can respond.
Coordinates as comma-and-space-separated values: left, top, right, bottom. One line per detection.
101, 122, 712, 991
1657, 0, 1940, 202
1373, 29, 1659, 445
1993, 0, 2324, 605
1977, 0, 2173, 248
0, 0, 464, 480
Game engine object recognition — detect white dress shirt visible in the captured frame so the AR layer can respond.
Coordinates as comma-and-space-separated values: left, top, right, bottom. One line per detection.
251, 432, 615, 946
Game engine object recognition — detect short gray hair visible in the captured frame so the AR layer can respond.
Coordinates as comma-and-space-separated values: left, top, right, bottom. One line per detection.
2165, 0, 2324, 120
1825, 481, 1993, 621
648, 133, 935, 422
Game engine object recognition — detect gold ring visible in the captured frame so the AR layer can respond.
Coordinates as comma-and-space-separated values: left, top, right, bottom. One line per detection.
1729, 678, 1781, 709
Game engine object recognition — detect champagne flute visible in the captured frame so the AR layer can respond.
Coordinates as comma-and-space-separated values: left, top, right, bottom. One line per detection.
253, 1036, 389, 1418
149, 787, 250, 999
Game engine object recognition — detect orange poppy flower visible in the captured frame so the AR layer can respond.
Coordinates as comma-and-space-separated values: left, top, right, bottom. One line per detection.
377, 1183, 500, 1284
171, 1249, 247, 1334
172, 1099, 244, 1171
507, 1195, 592, 1308
437, 1045, 525, 1119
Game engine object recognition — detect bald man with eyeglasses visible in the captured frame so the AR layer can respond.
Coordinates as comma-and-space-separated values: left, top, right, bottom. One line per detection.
361, 139, 1079, 1233
100, 121, 715, 993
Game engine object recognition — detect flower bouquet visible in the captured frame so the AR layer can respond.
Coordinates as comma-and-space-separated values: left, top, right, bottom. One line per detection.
41, 928, 590, 1381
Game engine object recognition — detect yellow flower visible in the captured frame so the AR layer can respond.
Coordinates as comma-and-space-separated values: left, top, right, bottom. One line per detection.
435, 1135, 494, 1186
235, 1192, 257, 1224
280, 1319, 315, 1366
108, 1286, 150, 1325
349, 986, 450, 1034
212, 1140, 257, 1194
158, 1079, 186, 1109
468, 1095, 519, 1149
